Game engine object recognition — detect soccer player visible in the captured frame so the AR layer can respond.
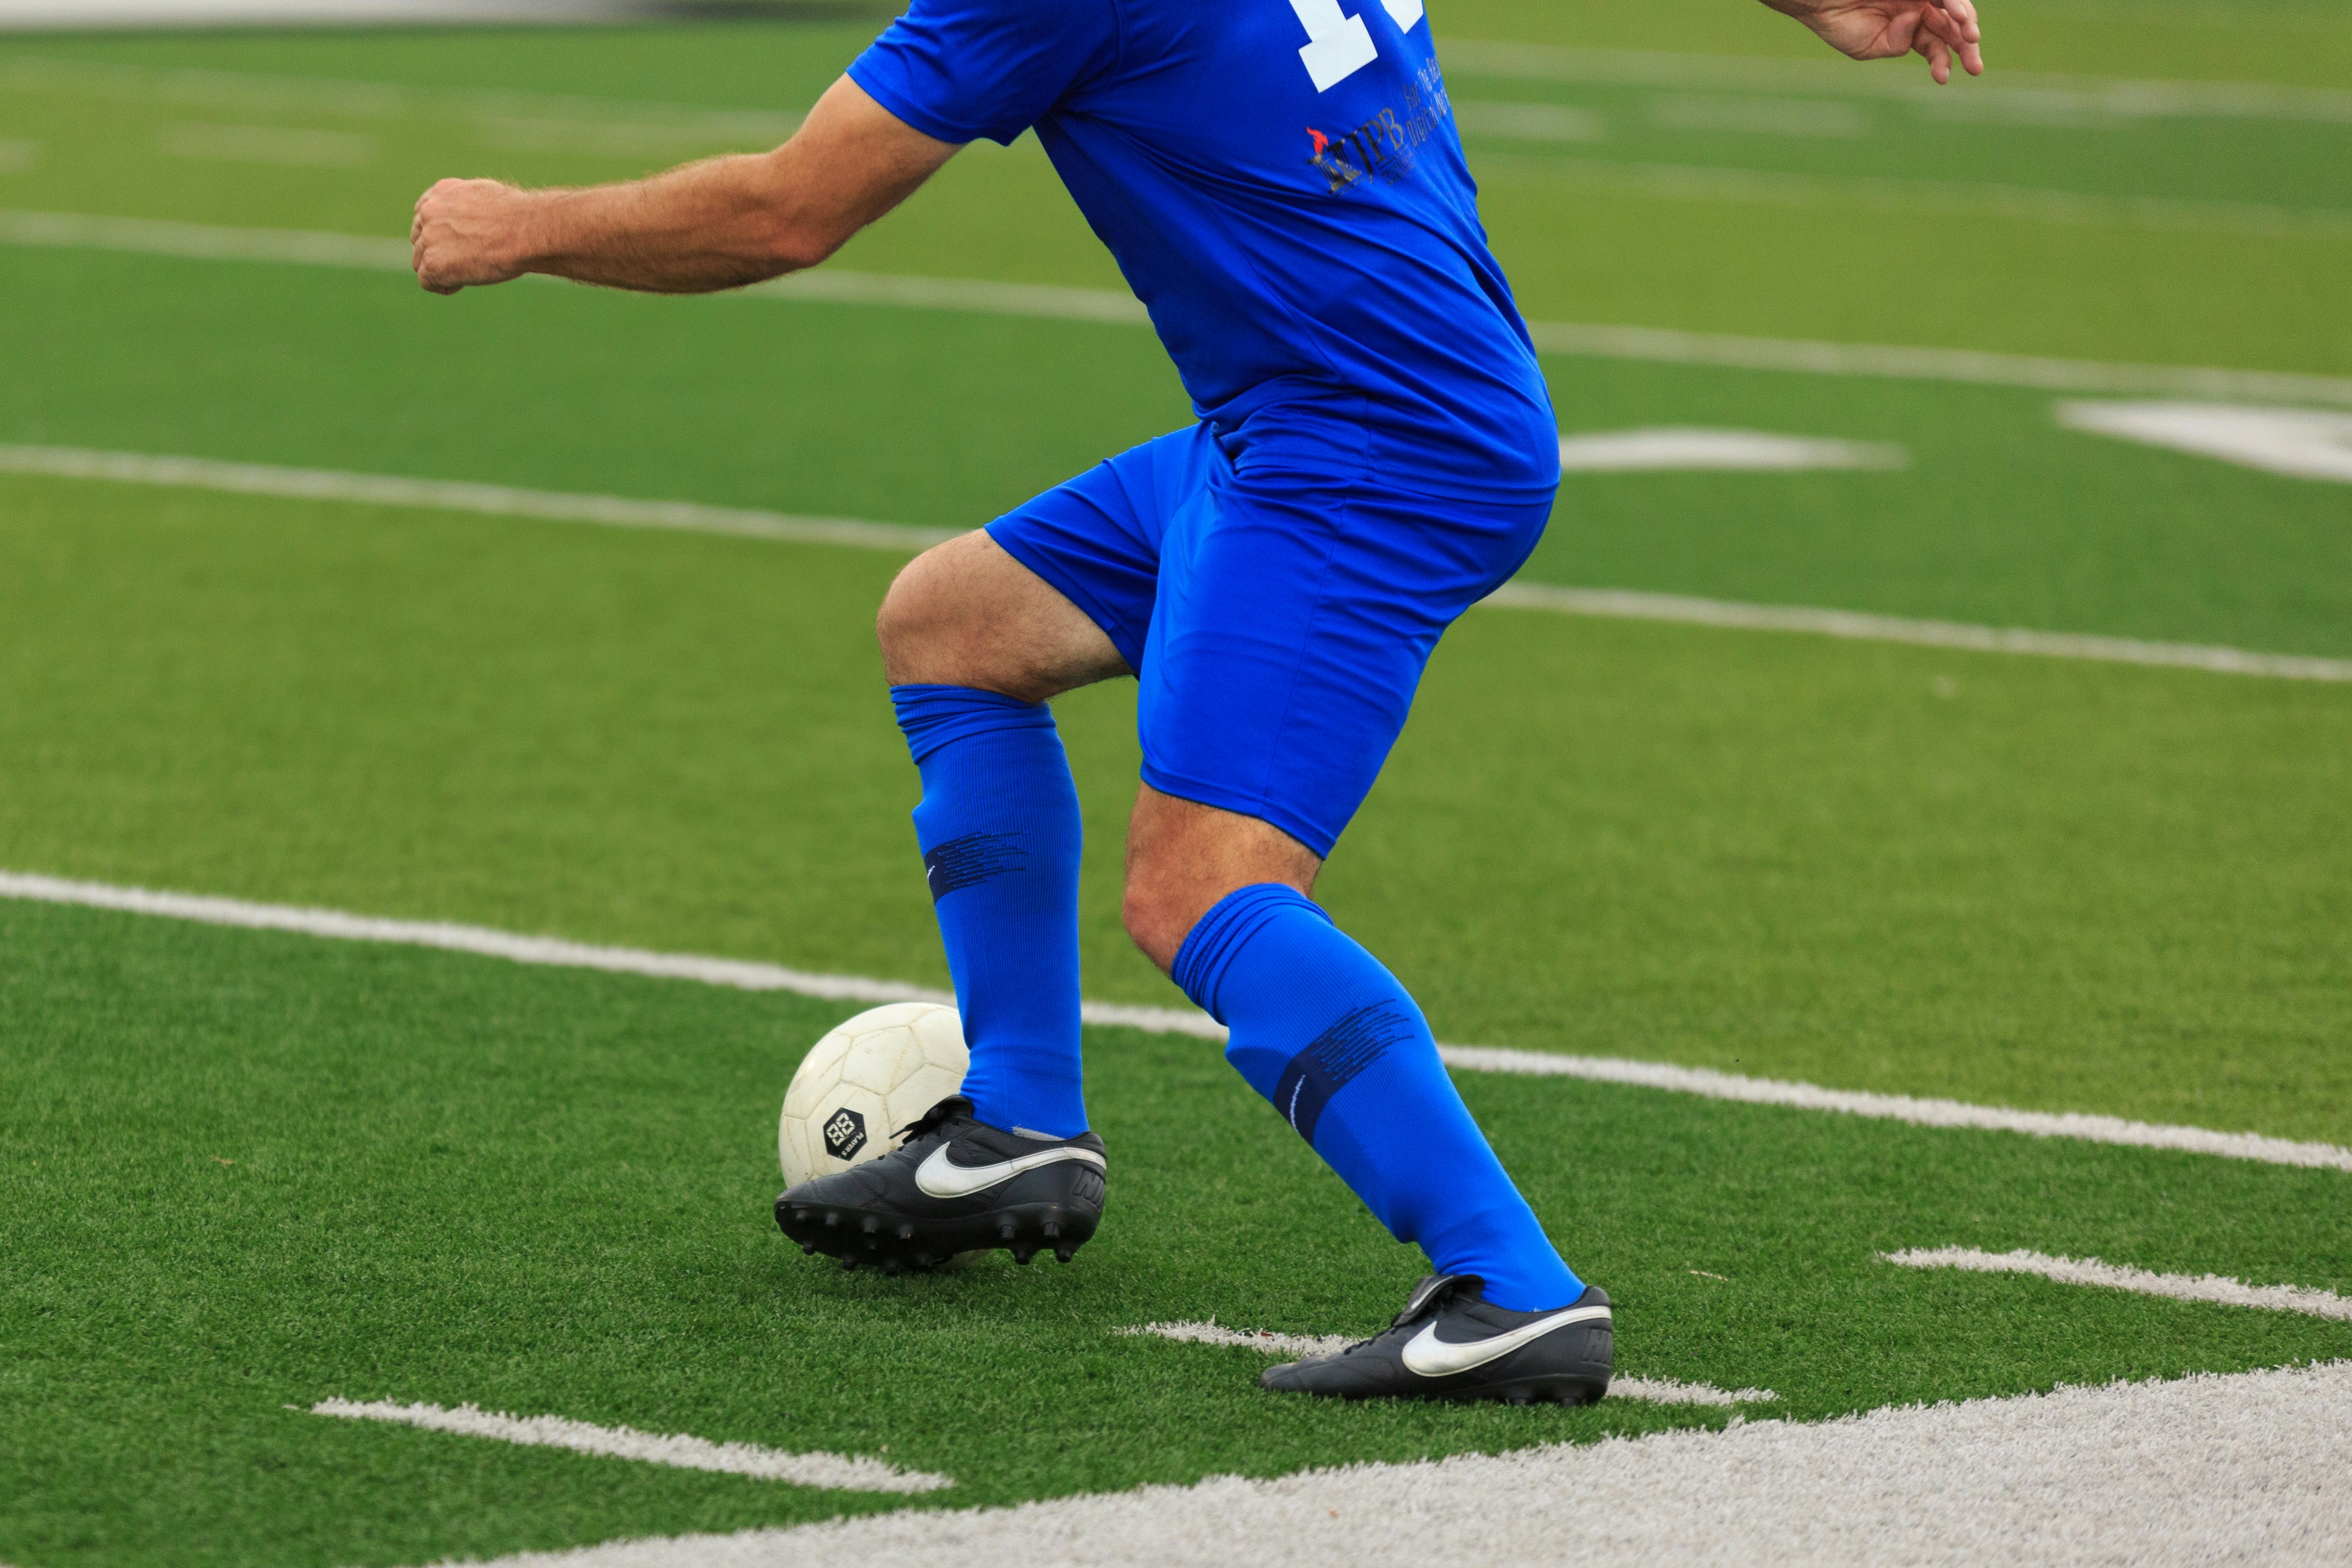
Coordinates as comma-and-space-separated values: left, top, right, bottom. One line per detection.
413, 0, 1983, 1403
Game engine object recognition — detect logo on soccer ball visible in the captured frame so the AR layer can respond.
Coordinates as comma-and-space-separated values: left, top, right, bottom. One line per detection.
822, 1106, 867, 1161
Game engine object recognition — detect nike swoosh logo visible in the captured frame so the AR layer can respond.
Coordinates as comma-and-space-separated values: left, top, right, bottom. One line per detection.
914, 1143, 1106, 1199
1400, 1303, 1613, 1378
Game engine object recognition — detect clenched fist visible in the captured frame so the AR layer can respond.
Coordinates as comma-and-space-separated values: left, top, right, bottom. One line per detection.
411, 178, 535, 295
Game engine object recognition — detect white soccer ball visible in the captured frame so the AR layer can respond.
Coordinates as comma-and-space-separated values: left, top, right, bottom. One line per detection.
779, 1002, 969, 1187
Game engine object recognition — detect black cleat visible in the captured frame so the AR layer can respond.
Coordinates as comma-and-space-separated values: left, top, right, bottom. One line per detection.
776, 1097, 1107, 1272
1259, 1275, 1613, 1404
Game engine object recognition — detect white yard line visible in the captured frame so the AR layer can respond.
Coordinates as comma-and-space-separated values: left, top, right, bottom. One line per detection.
1441, 41, 2352, 126
2057, 400, 2352, 483
1516, 316, 2352, 407
307, 1398, 951, 1492
1883, 1248, 2352, 1320
157, 120, 377, 168
1485, 153, 2352, 243
1478, 582, 2352, 683
0, 0, 644, 26
1556, 427, 1905, 472
1120, 1321, 1355, 1358
414, 1360, 2352, 1567
0, 444, 954, 552
1439, 1045, 2352, 1172
6, 206, 2350, 406
6, 870, 2349, 1175
0, 56, 807, 142
10, 441, 2351, 684
1117, 1323, 1776, 1405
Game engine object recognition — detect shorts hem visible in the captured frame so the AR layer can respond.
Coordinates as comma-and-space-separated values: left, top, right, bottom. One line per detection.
985, 517, 1148, 675
1139, 763, 1340, 861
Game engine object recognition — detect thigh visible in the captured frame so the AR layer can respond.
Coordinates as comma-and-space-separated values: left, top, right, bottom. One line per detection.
1138, 474, 1552, 859
985, 423, 1224, 676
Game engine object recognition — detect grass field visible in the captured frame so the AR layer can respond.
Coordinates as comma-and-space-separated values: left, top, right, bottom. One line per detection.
1, 3, 2348, 1564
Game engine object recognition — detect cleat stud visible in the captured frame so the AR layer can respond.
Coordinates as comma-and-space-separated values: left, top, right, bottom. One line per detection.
1013, 1246, 1036, 1265
791, 1208, 810, 1225
800, 1242, 816, 1255
841, 1256, 858, 1271
882, 1258, 903, 1277
861, 1215, 880, 1234
897, 1224, 915, 1242
1041, 1220, 1061, 1241
1055, 1246, 1075, 1263
998, 1220, 1017, 1242
1505, 1392, 1531, 1406
823, 1211, 841, 1228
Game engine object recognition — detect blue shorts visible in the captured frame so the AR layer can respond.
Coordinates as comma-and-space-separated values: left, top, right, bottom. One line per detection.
988, 422, 1553, 858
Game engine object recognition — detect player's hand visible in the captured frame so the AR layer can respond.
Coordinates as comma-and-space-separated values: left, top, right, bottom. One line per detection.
1774, 0, 1984, 84
410, 178, 534, 295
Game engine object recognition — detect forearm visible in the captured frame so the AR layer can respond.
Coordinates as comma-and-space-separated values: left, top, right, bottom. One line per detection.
506, 150, 822, 295
413, 75, 959, 298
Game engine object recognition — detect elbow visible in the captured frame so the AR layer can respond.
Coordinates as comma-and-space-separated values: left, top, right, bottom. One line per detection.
755, 216, 850, 278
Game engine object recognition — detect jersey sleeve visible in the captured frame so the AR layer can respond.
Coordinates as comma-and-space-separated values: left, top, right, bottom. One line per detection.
847, 0, 1120, 147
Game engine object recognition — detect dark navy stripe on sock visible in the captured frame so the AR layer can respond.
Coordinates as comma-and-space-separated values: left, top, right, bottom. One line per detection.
1269, 1001, 1414, 1143
922, 831, 1028, 901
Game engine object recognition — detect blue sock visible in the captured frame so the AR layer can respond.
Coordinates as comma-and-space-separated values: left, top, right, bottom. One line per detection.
1174, 884, 1582, 1311
891, 684, 1087, 1138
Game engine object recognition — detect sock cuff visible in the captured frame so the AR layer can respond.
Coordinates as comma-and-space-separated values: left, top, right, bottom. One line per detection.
890, 684, 1056, 765
1171, 882, 1331, 1024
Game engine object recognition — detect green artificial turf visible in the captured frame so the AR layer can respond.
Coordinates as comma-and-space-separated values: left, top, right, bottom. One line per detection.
2, 898, 2346, 1568
0, 12, 2346, 1565
1441, 0, 2352, 91
5, 248, 2351, 657
2, 473, 2347, 1144
4, 13, 2348, 375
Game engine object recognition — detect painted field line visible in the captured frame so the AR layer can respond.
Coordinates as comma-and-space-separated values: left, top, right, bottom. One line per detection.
2057, 400, 2352, 484
0, 0, 651, 26
415, 1359, 2352, 1567
1883, 1248, 2352, 1320
6, 871, 2348, 1175
1442, 41, 2352, 126
1118, 1320, 1356, 1359
1481, 581, 2352, 684
1118, 1323, 1776, 1406
307, 1398, 951, 1493
0, 55, 807, 143
13, 441, 2352, 685
1556, 427, 1905, 473
1517, 317, 2352, 407
1439, 1044, 2352, 1173
0, 444, 954, 553
8, 206, 2351, 407
1484, 153, 2352, 243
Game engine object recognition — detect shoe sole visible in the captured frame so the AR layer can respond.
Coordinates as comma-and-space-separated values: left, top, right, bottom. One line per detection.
775, 1196, 1100, 1273
1269, 1374, 1609, 1406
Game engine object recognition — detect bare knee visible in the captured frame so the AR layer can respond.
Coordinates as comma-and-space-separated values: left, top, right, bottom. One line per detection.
1122, 786, 1321, 975
1120, 875, 1196, 975
876, 531, 1125, 702
874, 550, 943, 674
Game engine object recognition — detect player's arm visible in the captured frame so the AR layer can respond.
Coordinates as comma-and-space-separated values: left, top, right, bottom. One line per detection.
1758, 0, 1984, 84
410, 75, 959, 296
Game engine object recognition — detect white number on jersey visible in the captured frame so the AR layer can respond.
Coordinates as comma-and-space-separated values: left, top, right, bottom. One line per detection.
1287, 0, 1426, 95
1288, 0, 1378, 92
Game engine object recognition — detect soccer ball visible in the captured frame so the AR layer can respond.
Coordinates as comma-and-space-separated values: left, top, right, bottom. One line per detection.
779, 1002, 968, 1187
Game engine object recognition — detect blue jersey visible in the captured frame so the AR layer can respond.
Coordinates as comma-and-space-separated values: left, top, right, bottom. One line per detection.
848, 0, 1560, 501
